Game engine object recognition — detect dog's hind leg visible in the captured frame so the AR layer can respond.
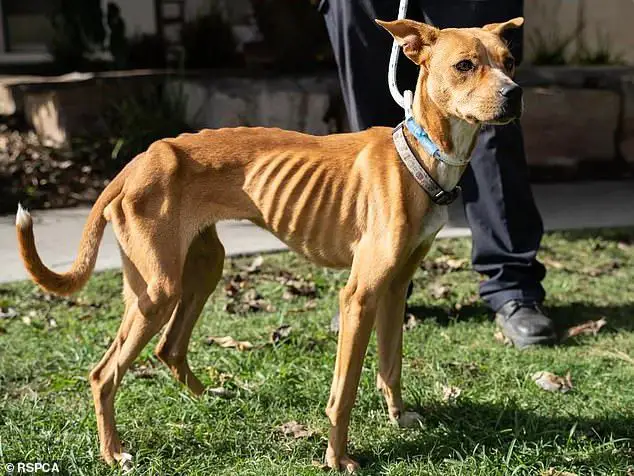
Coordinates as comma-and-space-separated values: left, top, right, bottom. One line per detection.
89, 193, 187, 467
155, 225, 225, 395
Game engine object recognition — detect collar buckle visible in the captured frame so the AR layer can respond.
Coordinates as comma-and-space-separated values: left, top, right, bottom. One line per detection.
432, 186, 461, 206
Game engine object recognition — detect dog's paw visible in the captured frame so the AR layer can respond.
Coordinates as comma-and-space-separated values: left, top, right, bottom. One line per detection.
325, 453, 360, 473
393, 411, 423, 428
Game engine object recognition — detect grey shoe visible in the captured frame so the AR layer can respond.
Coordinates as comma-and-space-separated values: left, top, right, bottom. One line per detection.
495, 300, 557, 349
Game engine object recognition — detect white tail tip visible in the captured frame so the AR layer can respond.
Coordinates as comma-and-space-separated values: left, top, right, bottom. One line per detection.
16, 203, 32, 229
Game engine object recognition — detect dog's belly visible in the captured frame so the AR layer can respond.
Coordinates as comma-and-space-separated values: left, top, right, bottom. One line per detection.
245, 155, 363, 268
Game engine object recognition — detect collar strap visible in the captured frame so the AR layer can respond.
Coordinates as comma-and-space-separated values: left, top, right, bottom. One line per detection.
405, 116, 469, 167
392, 122, 461, 206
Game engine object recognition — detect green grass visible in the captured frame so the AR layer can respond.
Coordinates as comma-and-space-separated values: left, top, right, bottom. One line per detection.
1, 229, 634, 475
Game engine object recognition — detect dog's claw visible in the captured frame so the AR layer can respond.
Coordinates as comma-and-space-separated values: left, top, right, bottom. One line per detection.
394, 411, 424, 428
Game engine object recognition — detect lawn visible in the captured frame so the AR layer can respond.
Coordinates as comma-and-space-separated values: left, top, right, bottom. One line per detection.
1, 229, 633, 475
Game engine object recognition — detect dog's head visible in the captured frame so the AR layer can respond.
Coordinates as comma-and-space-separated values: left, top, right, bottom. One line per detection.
377, 17, 524, 125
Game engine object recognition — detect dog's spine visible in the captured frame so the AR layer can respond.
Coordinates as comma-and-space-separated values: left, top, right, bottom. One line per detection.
16, 170, 126, 296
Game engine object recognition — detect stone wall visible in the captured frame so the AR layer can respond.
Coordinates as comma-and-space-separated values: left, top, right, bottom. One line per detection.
1, 67, 634, 174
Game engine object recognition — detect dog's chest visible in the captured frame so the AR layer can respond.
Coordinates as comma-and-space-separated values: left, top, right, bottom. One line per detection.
417, 205, 448, 246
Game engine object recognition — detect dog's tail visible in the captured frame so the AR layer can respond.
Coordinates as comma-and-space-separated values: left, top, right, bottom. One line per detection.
16, 170, 126, 296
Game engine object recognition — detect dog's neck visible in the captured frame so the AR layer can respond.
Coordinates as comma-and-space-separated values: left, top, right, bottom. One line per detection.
406, 72, 480, 192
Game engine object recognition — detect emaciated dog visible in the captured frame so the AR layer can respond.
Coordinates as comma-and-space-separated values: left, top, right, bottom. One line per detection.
17, 18, 524, 472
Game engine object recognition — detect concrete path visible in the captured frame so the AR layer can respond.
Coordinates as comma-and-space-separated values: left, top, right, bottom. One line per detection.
1, 180, 633, 284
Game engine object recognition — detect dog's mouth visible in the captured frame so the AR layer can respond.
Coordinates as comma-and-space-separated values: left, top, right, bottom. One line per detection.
486, 101, 523, 125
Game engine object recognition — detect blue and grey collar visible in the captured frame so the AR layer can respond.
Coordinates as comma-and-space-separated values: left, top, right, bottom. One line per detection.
392, 119, 462, 206
404, 116, 469, 167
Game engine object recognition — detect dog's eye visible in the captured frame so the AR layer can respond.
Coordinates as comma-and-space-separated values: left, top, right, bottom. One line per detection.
455, 60, 474, 72
504, 58, 515, 71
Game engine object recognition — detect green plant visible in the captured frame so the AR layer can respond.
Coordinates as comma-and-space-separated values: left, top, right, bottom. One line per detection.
574, 29, 624, 65
100, 83, 191, 168
528, 27, 580, 66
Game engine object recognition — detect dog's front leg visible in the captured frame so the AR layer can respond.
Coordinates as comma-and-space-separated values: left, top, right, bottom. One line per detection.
376, 243, 431, 428
325, 245, 395, 472
375, 283, 423, 428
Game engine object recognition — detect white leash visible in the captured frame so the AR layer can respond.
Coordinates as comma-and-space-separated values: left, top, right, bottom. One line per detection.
388, 0, 413, 118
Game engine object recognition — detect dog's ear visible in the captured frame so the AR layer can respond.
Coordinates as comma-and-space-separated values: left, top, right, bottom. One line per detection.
376, 19, 439, 65
482, 17, 524, 36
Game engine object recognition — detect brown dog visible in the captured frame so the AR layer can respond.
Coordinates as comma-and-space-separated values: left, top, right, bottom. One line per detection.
16, 18, 524, 472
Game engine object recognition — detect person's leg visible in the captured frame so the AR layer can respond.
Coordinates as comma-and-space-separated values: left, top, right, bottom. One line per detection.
421, 0, 555, 346
319, 0, 418, 131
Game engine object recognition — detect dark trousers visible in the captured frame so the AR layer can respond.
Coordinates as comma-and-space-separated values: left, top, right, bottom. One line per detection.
321, 0, 545, 311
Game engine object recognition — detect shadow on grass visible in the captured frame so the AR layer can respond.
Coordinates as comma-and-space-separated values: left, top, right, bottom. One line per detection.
354, 399, 634, 470
408, 302, 634, 334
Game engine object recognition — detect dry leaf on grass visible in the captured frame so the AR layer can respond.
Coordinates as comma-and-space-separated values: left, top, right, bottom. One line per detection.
277, 421, 316, 439
0, 307, 17, 319
532, 371, 573, 393
270, 324, 292, 345
564, 318, 607, 339
282, 279, 318, 300
441, 384, 462, 402
132, 365, 157, 379
494, 330, 511, 345
243, 256, 264, 273
430, 283, 450, 299
311, 460, 329, 471
225, 288, 275, 314
593, 350, 634, 365
434, 256, 468, 271
205, 335, 254, 351
541, 469, 578, 476
206, 387, 235, 398
403, 313, 418, 331
542, 257, 566, 270
47, 317, 58, 329
581, 260, 620, 277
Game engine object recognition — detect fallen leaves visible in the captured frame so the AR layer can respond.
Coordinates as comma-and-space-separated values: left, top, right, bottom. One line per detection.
243, 255, 264, 274
441, 384, 462, 402
277, 421, 316, 439
403, 313, 418, 331
270, 324, 292, 345
430, 282, 450, 299
541, 469, 577, 476
581, 260, 620, 277
205, 325, 294, 352
204, 335, 254, 351
282, 279, 318, 300
494, 330, 511, 345
424, 256, 468, 272
532, 371, 573, 393
564, 318, 607, 339
206, 387, 235, 398
224, 285, 275, 314
0, 307, 17, 319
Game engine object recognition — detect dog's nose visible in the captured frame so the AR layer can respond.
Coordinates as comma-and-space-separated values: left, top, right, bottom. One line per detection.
499, 84, 523, 103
